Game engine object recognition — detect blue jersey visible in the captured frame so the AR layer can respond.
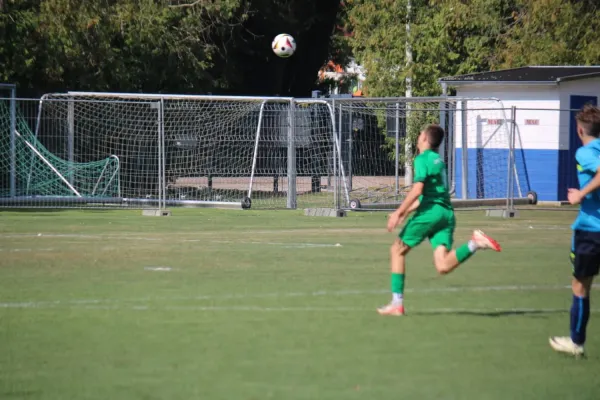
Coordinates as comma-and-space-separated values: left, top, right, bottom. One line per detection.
572, 138, 600, 232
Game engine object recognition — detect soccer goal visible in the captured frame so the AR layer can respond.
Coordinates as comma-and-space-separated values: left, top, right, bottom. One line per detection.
0, 92, 344, 210
0, 94, 123, 207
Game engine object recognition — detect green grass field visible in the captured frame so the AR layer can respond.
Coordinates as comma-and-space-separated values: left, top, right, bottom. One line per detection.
1, 208, 598, 399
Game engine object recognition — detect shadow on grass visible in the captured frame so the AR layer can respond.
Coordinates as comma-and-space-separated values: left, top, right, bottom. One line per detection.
412, 309, 567, 318
0, 208, 115, 213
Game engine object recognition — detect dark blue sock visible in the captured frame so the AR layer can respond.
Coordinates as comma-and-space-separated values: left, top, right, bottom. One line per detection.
570, 295, 590, 345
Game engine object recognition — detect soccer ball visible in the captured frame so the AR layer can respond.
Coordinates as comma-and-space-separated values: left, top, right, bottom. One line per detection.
272, 34, 296, 58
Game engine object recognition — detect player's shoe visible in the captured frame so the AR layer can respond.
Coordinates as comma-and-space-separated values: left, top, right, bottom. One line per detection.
377, 303, 405, 316
549, 336, 585, 357
472, 230, 502, 252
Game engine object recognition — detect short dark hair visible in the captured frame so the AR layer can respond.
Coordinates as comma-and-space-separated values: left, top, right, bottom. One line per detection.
424, 124, 445, 148
576, 104, 600, 138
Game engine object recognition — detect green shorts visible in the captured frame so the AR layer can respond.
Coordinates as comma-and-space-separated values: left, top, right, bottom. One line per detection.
399, 205, 455, 250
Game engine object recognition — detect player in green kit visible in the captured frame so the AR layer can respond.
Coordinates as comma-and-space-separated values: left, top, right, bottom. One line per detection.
378, 124, 502, 316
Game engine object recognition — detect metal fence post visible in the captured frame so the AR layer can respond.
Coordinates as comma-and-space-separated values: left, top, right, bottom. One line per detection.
461, 100, 468, 199
9, 85, 16, 197
332, 99, 337, 209
287, 99, 297, 209
152, 100, 163, 211
448, 103, 455, 194
67, 99, 75, 185
439, 99, 446, 167
348, 107, 353, 193
507, 106, 517, 212
160, 97, 166, 210
395, 102, 400, 195
338, 102, 344, 210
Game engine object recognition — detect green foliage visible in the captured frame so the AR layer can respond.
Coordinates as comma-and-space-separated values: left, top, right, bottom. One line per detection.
1, 0, 249, 95
346, 0, 516, 98
345, 0, 512, 158
343, 0, 600, 160
346, 0, 409, 97
38, 0, 248, 93
382, 104, 440, 164
496, 0, 600, 68
0, 1, 49, 93
328, 1, 353, 66
3, 0, 600, 112
345, 0, 600, 99
1, 0, 342, 97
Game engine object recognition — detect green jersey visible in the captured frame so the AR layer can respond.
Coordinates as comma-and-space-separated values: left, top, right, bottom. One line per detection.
412, 149, 452, 209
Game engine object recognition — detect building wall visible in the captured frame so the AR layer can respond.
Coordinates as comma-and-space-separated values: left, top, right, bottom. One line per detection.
557, 78, 600, 149
453, 85, 561, 201
556, 78, 600, 199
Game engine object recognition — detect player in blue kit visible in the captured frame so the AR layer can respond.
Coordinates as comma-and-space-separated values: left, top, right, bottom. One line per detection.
550, 104, 600, 357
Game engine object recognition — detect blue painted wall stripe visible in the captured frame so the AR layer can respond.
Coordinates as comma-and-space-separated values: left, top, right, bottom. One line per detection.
455, 149, 559, 201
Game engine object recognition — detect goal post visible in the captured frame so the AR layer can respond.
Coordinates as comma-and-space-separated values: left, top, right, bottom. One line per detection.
0, 84, 17, 198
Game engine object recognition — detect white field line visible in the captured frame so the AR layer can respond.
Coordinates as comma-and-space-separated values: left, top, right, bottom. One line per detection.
1, 284, 598, 309
0, 303, 598, 314
0, 223, 572, 240
0, 248, 55, 252
0, 234, 344, 248
0, 232, 349, 239
205, 240, 341, 248
0, 233, 162, 241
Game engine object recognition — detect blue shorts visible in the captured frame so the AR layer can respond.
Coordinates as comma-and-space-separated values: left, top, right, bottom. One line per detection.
571, 230, 600, 279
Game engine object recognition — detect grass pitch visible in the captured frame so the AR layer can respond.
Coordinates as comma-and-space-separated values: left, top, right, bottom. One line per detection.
0, 208, 598, 399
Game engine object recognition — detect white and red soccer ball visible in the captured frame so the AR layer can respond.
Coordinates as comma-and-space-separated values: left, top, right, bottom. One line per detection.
272, 34, 296, 58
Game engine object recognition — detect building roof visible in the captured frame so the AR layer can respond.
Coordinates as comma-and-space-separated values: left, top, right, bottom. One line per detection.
439, 66, 600, 85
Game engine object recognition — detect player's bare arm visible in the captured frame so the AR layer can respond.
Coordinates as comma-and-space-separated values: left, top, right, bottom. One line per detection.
387, 183, 423, 232
387, 199, 421, 232
568, 167, 600, 204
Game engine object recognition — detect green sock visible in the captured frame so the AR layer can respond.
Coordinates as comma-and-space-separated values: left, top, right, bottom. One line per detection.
391, 273, 405, 302
456, 243, 474, 263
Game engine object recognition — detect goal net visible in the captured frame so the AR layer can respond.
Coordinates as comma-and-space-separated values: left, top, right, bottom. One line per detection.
0, 93, 338, 209
163, 98, 335, 210
0, 99, 122, 207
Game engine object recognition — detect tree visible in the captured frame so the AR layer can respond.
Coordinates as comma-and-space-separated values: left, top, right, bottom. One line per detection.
1, 0, 341, 97
346, 0, 517, 98
0, 1, 51, 95
346, 0, 411, 97
35, 0, 249, 94
345, 0, 515, 162
1, 0, 250, 96
496, 0, 600, 68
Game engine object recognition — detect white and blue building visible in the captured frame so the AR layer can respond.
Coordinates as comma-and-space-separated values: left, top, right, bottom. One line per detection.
439, 66, 600, 202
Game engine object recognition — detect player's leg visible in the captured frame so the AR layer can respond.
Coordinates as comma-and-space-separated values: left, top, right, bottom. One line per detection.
377, 239, 411, 316
550, 230, 599, 357
570, 276, 594, 344
378, 216, 428, 316
430, 214, 501, 275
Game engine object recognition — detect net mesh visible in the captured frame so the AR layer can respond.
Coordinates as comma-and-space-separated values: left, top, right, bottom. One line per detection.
8, 95, 338, 209
0, 100, 121, 200
330, 98, 530, 209
0, 94, 529, 210
164, 100, 336, 209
